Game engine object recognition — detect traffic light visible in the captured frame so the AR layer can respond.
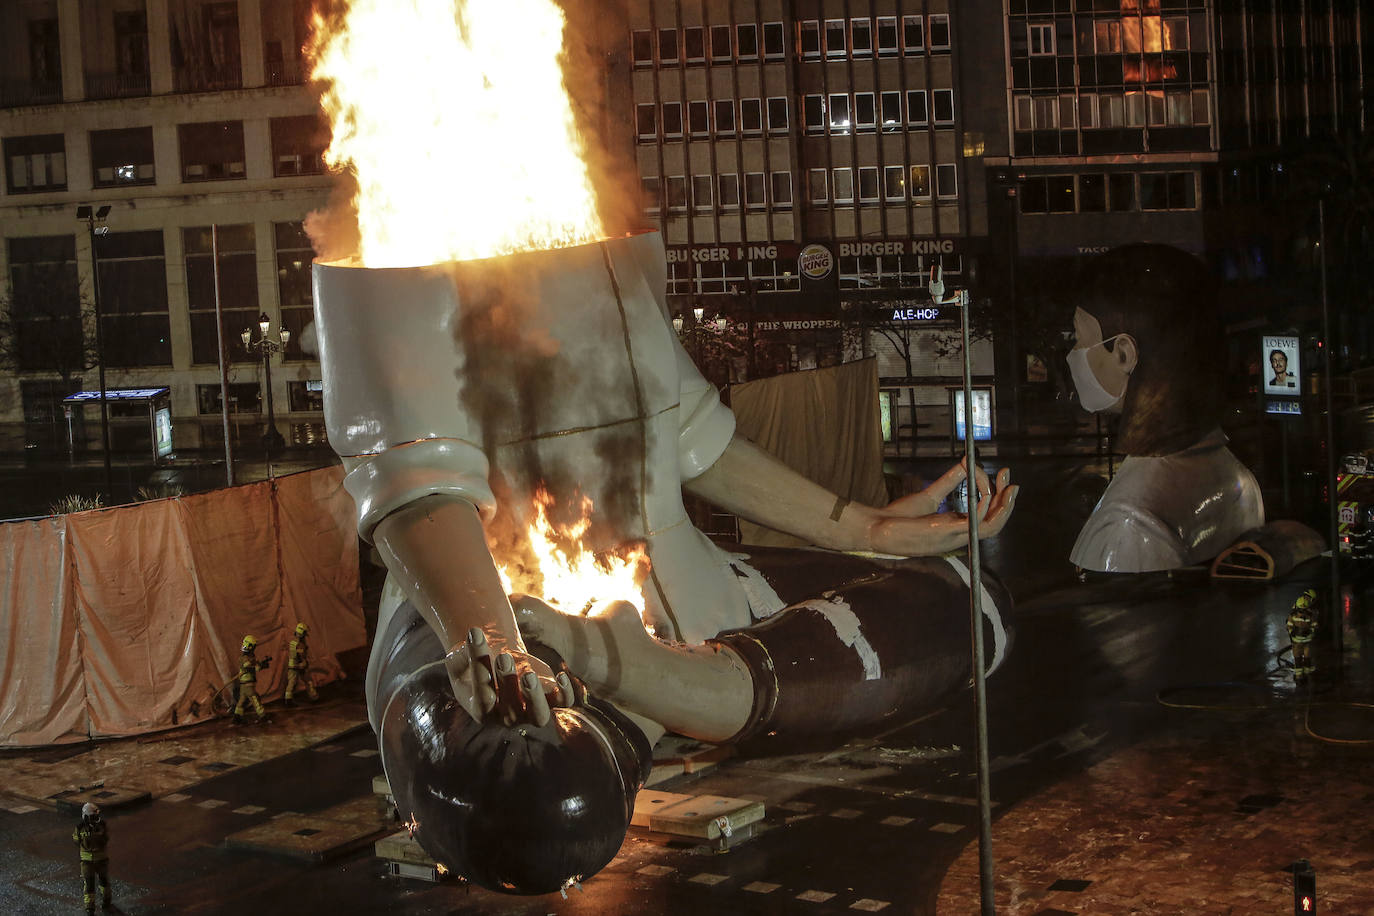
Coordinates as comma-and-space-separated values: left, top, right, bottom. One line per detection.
1293, 860, 1316, 914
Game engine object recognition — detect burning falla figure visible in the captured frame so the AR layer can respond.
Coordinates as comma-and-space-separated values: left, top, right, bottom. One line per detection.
313, 231, 1017, 895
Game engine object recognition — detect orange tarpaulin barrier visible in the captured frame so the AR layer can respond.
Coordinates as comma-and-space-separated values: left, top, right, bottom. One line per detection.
0, 466, 364, 747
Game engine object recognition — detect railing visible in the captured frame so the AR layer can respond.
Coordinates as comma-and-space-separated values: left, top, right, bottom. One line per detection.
265, 60, 306, 87
173, 65, 242, 93
84, 70, 151, 100
0, 79, 63, 108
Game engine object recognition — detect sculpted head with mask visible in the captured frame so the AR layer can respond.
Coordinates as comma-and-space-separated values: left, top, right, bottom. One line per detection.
1067, 244, 1222, 457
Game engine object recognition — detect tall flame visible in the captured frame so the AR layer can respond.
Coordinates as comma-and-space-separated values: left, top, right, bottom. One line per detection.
495, 488, 648, 621
310, 0, 604, 267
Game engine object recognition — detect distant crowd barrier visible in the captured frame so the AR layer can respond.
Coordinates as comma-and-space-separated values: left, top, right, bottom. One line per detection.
0, 466, 364, 747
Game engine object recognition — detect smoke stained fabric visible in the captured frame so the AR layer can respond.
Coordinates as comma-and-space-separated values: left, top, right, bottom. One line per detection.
729, 358, 888, 547
0, 466, 364, 747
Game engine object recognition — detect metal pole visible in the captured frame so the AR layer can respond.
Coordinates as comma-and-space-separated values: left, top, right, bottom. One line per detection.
959, 287, 995, 914
211, 225, 235, 487
1318, 198, 1342, 673
262, 344, 277, 458
86, 215, 114, 498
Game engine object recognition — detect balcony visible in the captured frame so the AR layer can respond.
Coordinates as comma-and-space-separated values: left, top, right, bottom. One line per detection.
0, 79, 63, 108
84, 71, 152, 101
174, 65, 242, 93
265, 59, 306, 88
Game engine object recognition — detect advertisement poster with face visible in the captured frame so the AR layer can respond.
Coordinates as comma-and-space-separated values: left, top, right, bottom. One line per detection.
1262, 335, 1300, 396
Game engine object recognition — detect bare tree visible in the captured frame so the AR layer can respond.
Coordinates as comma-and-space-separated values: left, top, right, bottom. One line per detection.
0, 264, 101, 414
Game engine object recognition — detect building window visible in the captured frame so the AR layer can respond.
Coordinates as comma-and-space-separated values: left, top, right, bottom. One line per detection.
274, 222, 316, 359
1109, 173, 1135, 210
763, 22, 785, 58
832, 168, 854, 204
1047, 175, 1075, 212
1032, 96, 1059, 129
1079, 173, 1106, 212
929, 15, 950, 50
1095, 21, 1122, 54
771, 171, 793, 208
637, 103, 657, 140
641, 176, 661, 213
198, 382, 260, 415
903, 16, 924, 53
884, 165, 905, 200
719, 174, 740, 209
632, 30, 653, 66
737, 24, 758, 59
6, 235, 81, 374
1059, 94, 1077, 129
172, 1, 242, 91
711, 25, 732, 61
767, 97, 789, 133
692, 174, 712, 210
745, 172, 766, 209
809, 168, 828, 204
909, 165, 931, 199
1191, 89, 1210, 125
1163, 17, 1189, 50
663, 102, 683, 138
1099, 94, 1125, 128
4, 134, 67, 194
1028, 23, 1054, 56
184, 225, 258, 365
829, 93, 851, 133
799, 20, 820, 58
741, 98, 762, 134
825, 20, 846, 58
858, 167, 880, 203
906, 90, 928, 126
936, 164, 957, 199
855, 92, 876, 130
1079, 94, 1099, 129
1139, 172, 1196, 210
270, 115, 327, 177
852, 19, 872, 56
287, 379, 325, 412
877, 17, 899, 55
95, 230, 171, 367
657, 28, 678, 64
881, 91, 902, 129
90, 128, 155, 188
805, 94, 825, 133
689, 101, 709, 137
1125, 91, 1147, 127
667, 175, 687, 211
714, 100, 735, 135
178, 121, 245, 182
933, 89, 955, 125
684, 27, 704, 63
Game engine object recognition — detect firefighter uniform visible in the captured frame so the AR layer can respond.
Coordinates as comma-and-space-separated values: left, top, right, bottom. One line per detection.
285, 622, 319, 705
73, 802, 111, 913
1287, 589, 1318, 680
233, 635, 269, 721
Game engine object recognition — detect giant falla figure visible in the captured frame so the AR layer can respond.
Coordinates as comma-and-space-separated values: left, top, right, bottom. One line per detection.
309, 0, 1016, 896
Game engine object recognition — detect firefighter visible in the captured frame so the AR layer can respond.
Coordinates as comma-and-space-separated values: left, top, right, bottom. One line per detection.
1286, 589, 1319, 681
284, 622, 319, 706
232, 635, 272, 724
73, 802, 112, 913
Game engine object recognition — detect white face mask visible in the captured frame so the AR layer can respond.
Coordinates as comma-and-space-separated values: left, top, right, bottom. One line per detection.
1066, 335, 1128, 412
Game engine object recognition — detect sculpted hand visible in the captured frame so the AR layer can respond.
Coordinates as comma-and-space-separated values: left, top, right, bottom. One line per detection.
866, 467, 1018, 556
443, 627, 577, 728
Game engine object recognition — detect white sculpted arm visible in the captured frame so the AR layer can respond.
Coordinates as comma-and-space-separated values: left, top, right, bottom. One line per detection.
683, 435, 1017, 557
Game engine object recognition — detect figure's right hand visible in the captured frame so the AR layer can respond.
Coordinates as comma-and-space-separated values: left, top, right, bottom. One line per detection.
443, 627, 577, 728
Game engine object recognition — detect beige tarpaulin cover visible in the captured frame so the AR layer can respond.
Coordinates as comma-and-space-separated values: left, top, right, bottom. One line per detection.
0, 466, 364, 747
730, 357, 889, 547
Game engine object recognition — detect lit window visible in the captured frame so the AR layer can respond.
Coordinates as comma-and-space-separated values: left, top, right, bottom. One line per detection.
829, 93, 851, 133
884, 165, 905, 200
909, 165, 931, 198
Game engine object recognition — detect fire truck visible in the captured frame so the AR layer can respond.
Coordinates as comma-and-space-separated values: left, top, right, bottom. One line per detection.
1336, 454, 1374, 560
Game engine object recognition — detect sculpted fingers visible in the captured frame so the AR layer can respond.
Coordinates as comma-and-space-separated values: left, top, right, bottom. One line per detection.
521, 670, 552, 727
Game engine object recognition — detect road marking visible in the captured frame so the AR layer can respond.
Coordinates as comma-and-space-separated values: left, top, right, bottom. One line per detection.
636, 865, 675, 877
743, 882, 780, 894
851, 899, 891, 911
829, 808, 863, 819
162, 794, 190, 803
880, 815, 914, 827
0, 803, 38, 814
797, 890, 836, 903
929, 822, 963, 833
196, 799, 228, 809
232, 805, 266, 815
689, 873, 729, 886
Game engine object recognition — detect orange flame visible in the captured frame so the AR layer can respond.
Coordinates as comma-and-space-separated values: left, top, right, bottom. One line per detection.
310, 0, 604, 268
496, 488, 648, 619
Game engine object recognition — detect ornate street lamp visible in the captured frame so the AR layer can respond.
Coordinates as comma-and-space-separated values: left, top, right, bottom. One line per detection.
241, 312, 290, 456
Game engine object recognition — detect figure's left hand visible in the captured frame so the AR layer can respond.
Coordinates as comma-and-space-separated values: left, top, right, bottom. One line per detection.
866, 467, 1018, 556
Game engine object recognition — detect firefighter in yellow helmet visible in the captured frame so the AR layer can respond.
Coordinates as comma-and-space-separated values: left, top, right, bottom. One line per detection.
285, 622, 319, 706
1286, 589, 1318, 681
73, 802, 112, 913
232, 635, 272, 724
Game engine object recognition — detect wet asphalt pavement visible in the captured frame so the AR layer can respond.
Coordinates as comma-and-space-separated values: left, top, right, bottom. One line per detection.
2, 455, 1371, 915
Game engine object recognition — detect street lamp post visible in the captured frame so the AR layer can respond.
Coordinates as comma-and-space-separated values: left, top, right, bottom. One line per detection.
76, 204, 113, 497
241, 312, 290, 457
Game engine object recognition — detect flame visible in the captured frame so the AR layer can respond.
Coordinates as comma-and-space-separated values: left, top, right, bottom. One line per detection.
496, 488, 648, 620
310, 0, 603, 268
